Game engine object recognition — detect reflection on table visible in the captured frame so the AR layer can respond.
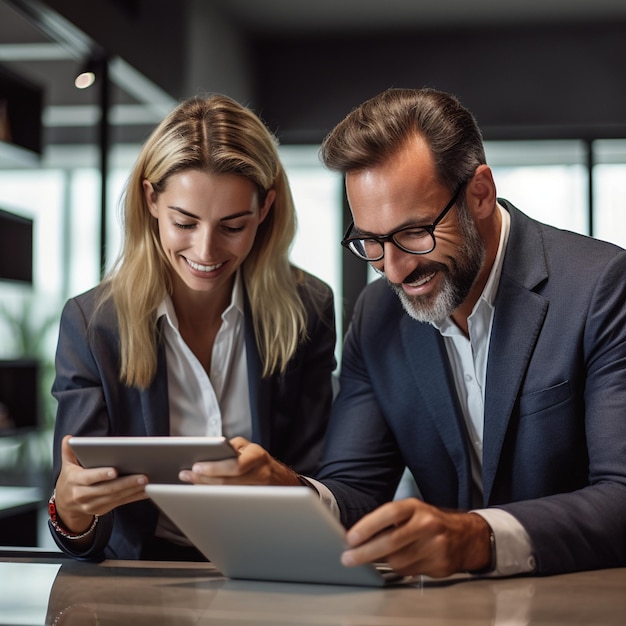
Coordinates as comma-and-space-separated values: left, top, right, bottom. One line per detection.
0, 552, 625, 625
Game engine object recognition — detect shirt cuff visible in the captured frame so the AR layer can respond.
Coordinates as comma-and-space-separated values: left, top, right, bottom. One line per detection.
300, 477, 341, 519
471, 507, 537, 577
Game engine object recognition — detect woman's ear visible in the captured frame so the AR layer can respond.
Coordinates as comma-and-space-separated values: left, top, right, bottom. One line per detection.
467, 165, 497, 219
259, 188, 276, 224
143, 180, 159, 218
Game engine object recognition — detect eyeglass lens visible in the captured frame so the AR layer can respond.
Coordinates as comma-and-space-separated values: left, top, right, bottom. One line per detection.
350, 228, 435, 259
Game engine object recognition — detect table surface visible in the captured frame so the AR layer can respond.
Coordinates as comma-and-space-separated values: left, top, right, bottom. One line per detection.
1, 552, 625, 625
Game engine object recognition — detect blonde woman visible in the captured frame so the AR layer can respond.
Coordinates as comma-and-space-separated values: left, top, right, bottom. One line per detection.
49, 95, 336, 561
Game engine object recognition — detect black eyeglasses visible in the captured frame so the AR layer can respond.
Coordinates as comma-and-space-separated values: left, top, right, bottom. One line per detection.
341, 184, 465, 262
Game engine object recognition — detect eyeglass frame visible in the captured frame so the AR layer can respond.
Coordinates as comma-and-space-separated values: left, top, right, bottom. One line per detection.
341, 183, 466, 262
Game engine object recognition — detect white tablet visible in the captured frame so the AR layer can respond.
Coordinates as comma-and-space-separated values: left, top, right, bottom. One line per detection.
146, 484, 416, 587
69, 436, 237, 484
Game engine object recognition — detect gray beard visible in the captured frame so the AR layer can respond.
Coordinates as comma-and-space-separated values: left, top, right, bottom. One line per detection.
387, 209, 486, 324
392, 280, 459, 324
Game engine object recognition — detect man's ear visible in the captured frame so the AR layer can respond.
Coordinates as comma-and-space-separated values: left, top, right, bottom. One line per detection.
467, 165, 497, 219
143, 180, 159, 218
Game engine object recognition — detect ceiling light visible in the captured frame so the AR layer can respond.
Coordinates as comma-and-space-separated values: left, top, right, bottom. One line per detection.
74, 56, 101, 89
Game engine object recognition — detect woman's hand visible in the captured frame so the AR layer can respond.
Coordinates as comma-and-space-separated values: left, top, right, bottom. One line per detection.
53, 434, 150, 534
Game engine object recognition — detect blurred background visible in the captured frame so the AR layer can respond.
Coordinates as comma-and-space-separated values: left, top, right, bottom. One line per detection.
1, 0, 625, 548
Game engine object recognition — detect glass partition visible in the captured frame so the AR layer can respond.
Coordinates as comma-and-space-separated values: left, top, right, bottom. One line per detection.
592, 139, 626, 249
485, 140, 588, 234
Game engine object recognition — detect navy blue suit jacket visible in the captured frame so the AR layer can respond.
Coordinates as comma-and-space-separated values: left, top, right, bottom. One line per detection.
51, 271, 336, 561
318, 201, 626, 575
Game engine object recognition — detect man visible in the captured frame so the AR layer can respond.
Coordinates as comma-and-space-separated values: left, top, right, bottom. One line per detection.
187, 88, 626, 578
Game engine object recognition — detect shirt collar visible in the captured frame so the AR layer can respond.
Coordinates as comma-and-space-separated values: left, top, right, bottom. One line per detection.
481, 202, 510, 308
229, 270, 245, 318
157, 269, 245, 330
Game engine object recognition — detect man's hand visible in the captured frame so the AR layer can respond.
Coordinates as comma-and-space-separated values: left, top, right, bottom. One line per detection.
179, 437, 303, 486
340, 498, 493, 578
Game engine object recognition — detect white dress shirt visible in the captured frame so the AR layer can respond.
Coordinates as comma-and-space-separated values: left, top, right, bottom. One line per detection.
155, 271, 251, 544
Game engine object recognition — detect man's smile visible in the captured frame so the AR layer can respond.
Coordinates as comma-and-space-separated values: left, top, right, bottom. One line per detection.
404, 271, 436, 288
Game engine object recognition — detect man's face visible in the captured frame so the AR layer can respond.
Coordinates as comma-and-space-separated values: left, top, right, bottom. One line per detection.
345, 136, 485, 324
388, 203, 485, 324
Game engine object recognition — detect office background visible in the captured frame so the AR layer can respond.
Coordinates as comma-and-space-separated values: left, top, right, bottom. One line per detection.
0, 0, 625, 548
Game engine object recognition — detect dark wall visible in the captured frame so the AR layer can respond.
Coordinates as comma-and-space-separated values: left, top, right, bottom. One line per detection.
42, 0, 188, 99
251, 22, 626, 143
30, 5, 626, 144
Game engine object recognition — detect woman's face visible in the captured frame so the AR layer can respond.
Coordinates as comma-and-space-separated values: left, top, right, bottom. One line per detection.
144, 169, 274, 301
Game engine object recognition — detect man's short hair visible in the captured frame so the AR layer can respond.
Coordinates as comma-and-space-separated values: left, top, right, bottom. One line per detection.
320, 88, 486, 191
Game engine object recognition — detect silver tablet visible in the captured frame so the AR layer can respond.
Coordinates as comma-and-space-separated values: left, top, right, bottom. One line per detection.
69, 436, 237, 484
146, 484, 415, 587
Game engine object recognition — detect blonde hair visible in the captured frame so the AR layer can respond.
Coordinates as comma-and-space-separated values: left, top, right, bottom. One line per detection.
104, 95, 306, 388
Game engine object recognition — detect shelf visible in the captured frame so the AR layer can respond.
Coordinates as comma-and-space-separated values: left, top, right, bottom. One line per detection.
0, 486, 41, 517
0, 139, 39, 168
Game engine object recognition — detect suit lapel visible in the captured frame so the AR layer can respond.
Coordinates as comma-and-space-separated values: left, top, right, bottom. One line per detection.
140, 319, 170, 436
400, 315, 474, 509
483, 278, 547, 501
243, 290, 272, 447
482, 201, 549, 503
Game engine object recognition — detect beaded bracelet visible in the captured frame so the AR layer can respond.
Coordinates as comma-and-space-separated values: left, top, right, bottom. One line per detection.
48, 490, 99, 540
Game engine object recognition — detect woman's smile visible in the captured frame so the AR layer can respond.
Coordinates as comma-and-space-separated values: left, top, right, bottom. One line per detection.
184, 257, 226, 273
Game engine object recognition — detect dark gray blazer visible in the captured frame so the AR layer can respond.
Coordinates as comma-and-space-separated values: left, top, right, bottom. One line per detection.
318, 200, 626, 575
50, 271, 336, 561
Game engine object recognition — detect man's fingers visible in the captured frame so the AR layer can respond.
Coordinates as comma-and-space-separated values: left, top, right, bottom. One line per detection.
342, 525, 399, 566
346, 499, 414, 546
190, 458, 240, 476
228, 436, 249, 453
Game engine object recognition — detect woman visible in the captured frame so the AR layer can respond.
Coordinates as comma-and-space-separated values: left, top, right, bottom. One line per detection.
48, 95, 336, 562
